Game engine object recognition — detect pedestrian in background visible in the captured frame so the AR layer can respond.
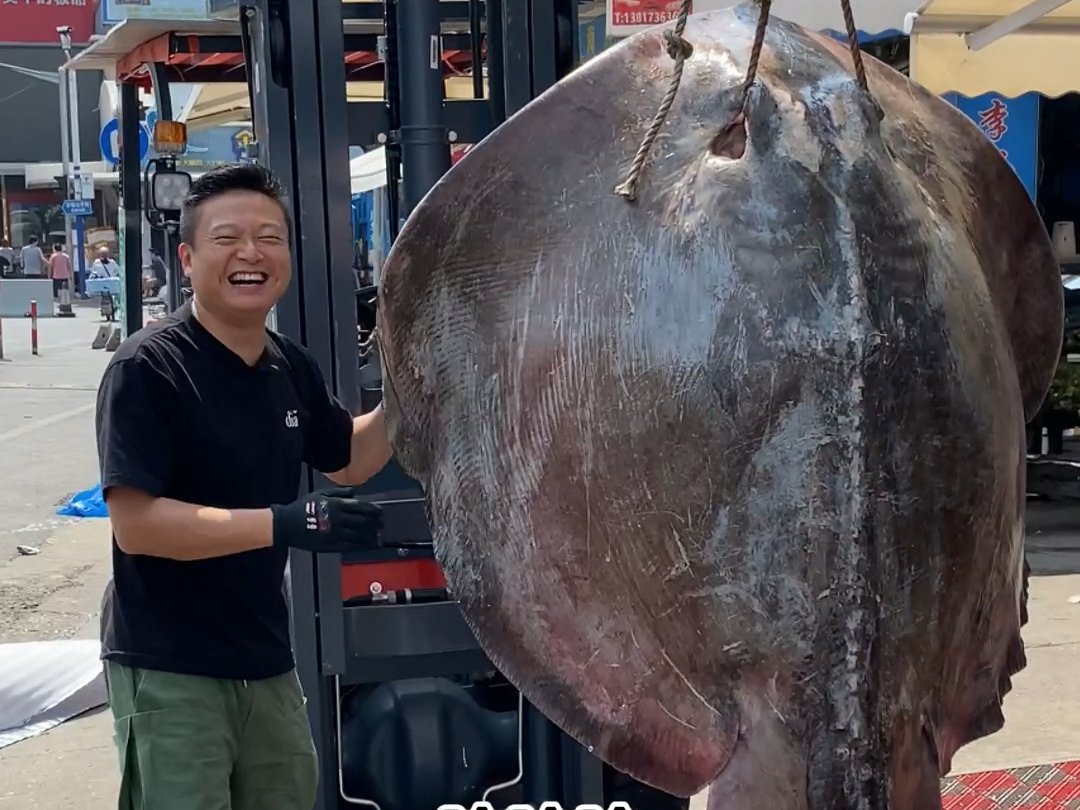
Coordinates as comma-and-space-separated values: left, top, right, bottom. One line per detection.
19, 236, 46, 278
90, 246, 120, 278
0, 237, 14, 276
95, 162, 393, 810
148, 246, 169, 306
48, 243, 73, 300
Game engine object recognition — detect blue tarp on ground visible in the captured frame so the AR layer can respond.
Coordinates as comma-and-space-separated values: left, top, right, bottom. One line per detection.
56, 484, 108, 518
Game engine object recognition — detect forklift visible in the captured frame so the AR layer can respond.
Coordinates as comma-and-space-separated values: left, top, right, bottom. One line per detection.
89, 0, 695, 807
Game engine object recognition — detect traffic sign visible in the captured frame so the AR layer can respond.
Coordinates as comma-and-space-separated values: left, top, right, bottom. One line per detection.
100, 117, 150, 164
62, 199, 94, 217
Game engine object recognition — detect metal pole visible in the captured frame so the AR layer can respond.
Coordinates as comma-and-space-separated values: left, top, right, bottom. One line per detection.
29, 300, 38, 355
63, 45, 88, 291
165, 227, 180, 312
57, 65, 73, 255
65, 48, 81, 169
119, 80, 143, 338
396, 0, 451, 217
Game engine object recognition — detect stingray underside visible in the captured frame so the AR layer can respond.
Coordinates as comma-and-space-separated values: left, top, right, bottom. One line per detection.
377, 4, 1063, 801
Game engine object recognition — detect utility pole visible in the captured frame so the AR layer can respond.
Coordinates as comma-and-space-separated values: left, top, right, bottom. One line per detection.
57, 57, 72, 257
58, 26, 87, 290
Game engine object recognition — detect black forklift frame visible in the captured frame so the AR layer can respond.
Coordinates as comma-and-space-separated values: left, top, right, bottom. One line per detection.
82, 1, 621, 808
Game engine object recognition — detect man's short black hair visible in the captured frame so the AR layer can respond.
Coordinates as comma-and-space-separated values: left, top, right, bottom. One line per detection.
179, 163, 290, 246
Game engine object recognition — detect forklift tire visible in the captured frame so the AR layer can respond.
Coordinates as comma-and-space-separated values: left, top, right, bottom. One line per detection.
604, 766, 692, 810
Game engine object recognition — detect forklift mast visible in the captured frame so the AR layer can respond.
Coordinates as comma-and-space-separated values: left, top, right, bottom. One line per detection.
210, 1, 671, 809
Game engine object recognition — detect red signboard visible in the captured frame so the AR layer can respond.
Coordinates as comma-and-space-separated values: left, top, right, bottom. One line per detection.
0, 0, 97, 45
606, 0, 687, 38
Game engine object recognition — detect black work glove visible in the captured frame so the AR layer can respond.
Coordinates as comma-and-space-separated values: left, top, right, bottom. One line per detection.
270, 487, 384, 553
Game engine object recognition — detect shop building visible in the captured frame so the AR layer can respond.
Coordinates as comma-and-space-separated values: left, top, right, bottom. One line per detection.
0, 0, 104, 250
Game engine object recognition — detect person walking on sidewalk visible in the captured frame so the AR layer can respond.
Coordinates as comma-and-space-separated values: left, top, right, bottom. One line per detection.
19, 236, 46, 278
95, 163, 393, 810
0, 238, 14, 276
48, 243, 72, 299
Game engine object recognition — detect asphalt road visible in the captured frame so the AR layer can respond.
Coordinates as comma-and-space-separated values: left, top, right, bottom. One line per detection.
1027, 500, 1080, 576
0, 306, 111, 564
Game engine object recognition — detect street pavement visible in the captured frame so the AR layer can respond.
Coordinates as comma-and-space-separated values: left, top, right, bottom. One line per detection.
0, 305, 1079, 808
0, 302, 114, 645
0, 302, 110, 561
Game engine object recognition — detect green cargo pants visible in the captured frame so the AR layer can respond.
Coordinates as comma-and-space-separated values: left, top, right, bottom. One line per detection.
105, 661, 319, 810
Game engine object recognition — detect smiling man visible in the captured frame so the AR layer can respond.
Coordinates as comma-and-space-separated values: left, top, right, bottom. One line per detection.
95, 163, 393, 810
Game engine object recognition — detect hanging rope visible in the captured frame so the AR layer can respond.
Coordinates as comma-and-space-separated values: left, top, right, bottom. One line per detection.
839, 0, 869, 92
613, 0, 875, 203
739, 0, 773, 110
614, 0, 773, 202
612, 0, 696, 201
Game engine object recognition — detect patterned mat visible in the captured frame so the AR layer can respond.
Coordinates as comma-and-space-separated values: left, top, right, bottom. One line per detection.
943, 762, 1080, 809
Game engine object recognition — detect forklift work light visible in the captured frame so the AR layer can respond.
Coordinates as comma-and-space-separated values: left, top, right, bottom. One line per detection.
151, 170, 192, 214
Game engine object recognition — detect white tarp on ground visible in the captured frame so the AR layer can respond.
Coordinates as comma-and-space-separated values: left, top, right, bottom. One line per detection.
0, 640, 107, 749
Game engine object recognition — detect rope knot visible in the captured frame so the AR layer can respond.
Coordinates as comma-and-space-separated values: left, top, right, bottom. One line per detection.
663, 30, 693, 61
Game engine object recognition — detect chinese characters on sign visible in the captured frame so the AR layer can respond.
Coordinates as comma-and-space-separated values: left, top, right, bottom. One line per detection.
439, 802, 634, 810
0, 0, 95, 42
1, 0, 88, 6
977, 98, 1009, 160
606, 0, 687, 38
948, 92, 1040, 202
101, 0, 212, 24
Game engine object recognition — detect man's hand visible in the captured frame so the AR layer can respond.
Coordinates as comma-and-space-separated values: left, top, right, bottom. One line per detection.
271, 487, 384, 553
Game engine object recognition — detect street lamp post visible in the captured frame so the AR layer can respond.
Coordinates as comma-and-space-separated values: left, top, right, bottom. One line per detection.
57, 51, 72, 262
57, 26, 87, 292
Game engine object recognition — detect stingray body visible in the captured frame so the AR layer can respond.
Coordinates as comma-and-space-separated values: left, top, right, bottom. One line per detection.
376, 5, 1063, 808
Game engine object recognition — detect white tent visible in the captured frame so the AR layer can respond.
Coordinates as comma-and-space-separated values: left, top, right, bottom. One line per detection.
705, 0, 912, 35
351, 147, 395, 195
906, 0, 1080, 97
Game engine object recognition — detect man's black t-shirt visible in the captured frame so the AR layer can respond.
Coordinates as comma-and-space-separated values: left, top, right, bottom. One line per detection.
95, 302, 354, 680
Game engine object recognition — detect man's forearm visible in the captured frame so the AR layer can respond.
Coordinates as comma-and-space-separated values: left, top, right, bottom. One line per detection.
351, 405, 392, 481
326, 405, 392, 487
109, 489, 274, 561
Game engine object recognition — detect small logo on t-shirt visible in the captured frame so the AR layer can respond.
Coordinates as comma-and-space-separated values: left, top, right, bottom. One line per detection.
285, 410, 299, 429
305, 500, 317, 531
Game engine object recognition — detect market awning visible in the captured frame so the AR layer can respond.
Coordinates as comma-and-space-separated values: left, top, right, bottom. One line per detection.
64, 19, 239, 77
906, 0, 1080, 97
179, 76, 489, 129
765, 0, 911, 38
182, 83, 251, 130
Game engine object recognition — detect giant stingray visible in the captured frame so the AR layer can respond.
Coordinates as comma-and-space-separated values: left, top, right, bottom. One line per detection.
375, 4, 1065, 808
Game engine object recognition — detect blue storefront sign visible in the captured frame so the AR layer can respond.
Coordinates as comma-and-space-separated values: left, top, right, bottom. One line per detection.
101, 125, 259, 170
578, 15, 608, 63
945, 92, 1040, 201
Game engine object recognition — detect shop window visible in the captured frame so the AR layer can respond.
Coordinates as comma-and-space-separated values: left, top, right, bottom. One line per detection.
8, 200, 65, 249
